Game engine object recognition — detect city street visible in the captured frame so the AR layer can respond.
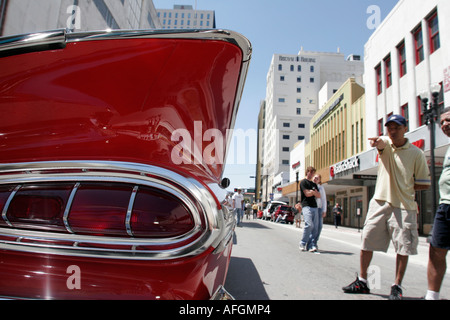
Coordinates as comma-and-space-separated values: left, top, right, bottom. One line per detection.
225, 218, 450, 300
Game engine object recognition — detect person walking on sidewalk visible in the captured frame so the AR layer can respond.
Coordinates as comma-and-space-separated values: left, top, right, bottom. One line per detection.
342, 115, 430, 300
299, 166, 321, 252
312, 174, 327, 252
233, 188, 245, 226
425, 107, 450, 300
332, 203, 343, 229
294, 201, 302, 228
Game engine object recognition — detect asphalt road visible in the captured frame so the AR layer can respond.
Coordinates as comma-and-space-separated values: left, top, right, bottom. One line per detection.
224, 218, 450, 300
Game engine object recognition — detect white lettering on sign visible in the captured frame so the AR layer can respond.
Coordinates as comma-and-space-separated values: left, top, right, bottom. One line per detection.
331, 156, 360, 176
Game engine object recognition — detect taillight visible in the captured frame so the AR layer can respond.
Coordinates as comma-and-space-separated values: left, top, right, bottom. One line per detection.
69, 183, 133, 237
0, 181, 198, 239
131, 186, 195, 238
3, 184, 72, 232
0, 185, 16, 227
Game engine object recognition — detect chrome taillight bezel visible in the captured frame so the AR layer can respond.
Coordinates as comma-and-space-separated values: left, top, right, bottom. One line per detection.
0, 161, 233, 260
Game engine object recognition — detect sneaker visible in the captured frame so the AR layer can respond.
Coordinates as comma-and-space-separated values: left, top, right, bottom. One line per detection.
299, 244, 307, 252
389, 285, 403, 300
309, 247, 318, 253
342, 276, 370, 294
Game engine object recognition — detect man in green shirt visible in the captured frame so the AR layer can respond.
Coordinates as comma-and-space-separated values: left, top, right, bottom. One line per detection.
343, 115, 430, 300
425, 107, 450, 300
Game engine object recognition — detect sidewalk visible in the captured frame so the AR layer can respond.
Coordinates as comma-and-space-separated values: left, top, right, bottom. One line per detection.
258, 219, 446, 272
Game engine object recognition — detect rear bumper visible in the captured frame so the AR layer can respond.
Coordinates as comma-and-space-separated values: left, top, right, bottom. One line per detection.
0, 238, 233, 300
210, 286, 234, 300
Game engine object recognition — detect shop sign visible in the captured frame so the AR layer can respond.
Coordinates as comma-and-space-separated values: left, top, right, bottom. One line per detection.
330, 156, 360, 178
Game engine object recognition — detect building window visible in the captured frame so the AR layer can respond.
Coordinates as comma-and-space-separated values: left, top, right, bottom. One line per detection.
298, 123, 305, 128
378, 118, 384, 136
310, 77, 315, 83
413, 26, 424, 65
278, 98, 285, 103
282, 135, 290, 140
282, 160, 290, 165
290, 65, 294, 72
418, 96, 426, 126
310, 66, 315, 72
375, 64, 382, 95
280, 76, 285, 81
428, 11, 440, 54
283, 122, 290, 128
297, 87, 301, 93
384, 55, 392, 88
282, 147, 290, 152
397, 42, 407, 77
360, 118, 364, 152
298, 136, 305, 140
298, 65, 302, 72
297, 77, 302, 83
278, 64, 283, 71
401, 103, 409, 131
297, 99, 301, 103
296, 108, 301, 115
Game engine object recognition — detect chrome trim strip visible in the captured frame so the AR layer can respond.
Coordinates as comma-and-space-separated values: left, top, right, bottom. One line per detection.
0, 161, 235, 260
63, 182, 80, 234
65, 29, 252, 62
1, 185, 21, 227
0, 29, 251, 61
0, 30, 66, 52
125, 186, 139, 237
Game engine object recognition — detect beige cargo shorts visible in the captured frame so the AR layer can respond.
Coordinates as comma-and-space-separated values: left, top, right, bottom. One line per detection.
361, 199, 419, 256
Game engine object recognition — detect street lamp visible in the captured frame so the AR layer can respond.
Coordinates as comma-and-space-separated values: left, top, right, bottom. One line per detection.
420, 82, 442, 219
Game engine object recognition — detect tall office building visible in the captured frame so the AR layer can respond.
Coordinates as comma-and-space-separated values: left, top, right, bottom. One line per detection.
259, 49, 364, 201
0, 0, 161, 36
156, 5, 215, 29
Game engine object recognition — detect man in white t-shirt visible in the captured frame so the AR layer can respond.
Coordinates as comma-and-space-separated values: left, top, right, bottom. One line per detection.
232, 188, 245, 226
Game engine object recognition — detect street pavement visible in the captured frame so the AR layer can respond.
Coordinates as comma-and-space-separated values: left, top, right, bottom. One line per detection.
224, 218, 450, 300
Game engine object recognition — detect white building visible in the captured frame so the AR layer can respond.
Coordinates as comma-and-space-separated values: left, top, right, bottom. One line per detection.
0, 0, 161, 36
260, 50, 363, 201
156, 5, 215, 29
364, 0, 449, 140
363, 0, 450, 234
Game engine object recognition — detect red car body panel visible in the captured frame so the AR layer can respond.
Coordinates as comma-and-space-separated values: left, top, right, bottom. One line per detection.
0, 36, 242, 183
0, 30, 251, 300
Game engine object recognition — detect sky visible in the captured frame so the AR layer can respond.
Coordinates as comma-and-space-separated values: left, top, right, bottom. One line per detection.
153, 0, 399, 192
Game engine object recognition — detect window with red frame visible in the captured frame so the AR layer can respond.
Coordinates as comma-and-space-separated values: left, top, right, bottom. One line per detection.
397, 42, 407, 77
378, 118, 384, 136
418, 96, 425, 126
413, 26, 424, 65
384, 55, 392, 88
376, 64, 382, 95
401, 103, 409, 131
428, 11, 440, 54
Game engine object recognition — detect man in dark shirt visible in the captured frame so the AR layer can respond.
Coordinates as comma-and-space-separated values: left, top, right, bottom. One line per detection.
299, 166, 321, 252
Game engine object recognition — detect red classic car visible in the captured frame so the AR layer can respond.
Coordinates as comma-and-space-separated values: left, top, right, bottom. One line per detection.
0, 29, 251, 299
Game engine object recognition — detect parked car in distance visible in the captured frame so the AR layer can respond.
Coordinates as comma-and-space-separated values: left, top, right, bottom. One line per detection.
272, 205, 295, 224
262, 200, 287, 220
